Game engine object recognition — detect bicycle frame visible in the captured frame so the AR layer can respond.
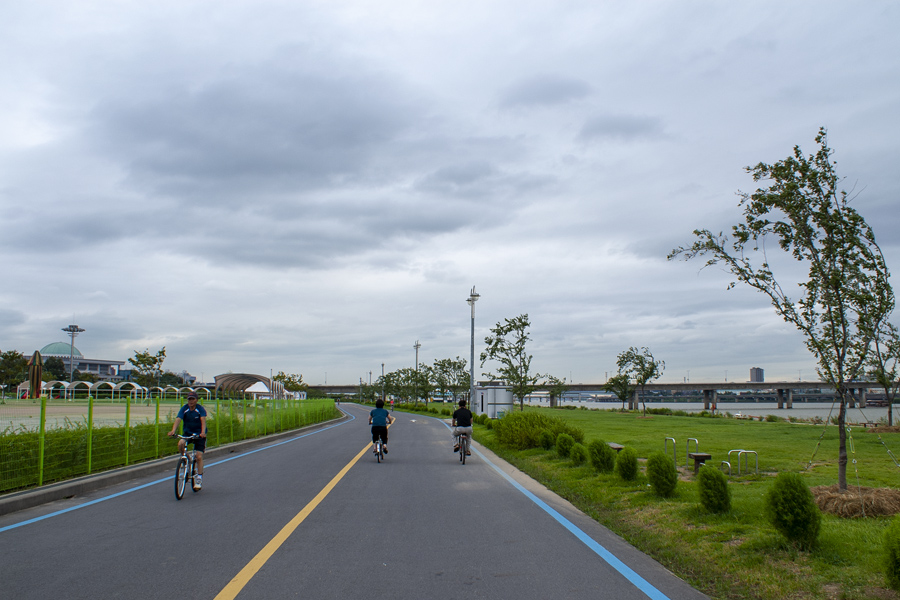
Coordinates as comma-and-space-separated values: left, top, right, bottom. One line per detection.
174, 434, 201, 500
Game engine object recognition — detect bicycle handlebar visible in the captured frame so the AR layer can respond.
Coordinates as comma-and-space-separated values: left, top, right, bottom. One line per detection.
173, 434, 201, 441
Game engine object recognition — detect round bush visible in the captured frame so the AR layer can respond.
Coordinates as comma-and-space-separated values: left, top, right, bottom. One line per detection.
615, 447, 639, 481
588, 440, 616, 473
884, 514, 900, 590
556, 433, 575, 458
538, 430, 555, 450
697, 465, 731, 513
485, 419, 493, 430
646, 451, 678, 497
570, 443, 588, 465
765, 472, 821, 550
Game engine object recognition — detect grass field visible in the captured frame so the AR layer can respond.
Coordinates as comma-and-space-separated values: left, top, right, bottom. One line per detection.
473, 407, 900, 600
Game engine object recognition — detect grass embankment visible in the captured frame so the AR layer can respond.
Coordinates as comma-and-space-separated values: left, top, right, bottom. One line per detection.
475, 407, 900, 600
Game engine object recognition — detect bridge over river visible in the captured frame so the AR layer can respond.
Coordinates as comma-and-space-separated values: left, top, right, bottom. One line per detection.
311, 381, 887, 411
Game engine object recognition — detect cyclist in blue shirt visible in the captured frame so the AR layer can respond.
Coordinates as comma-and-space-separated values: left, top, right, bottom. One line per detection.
369, 399, 394, 453
168, 392, 207, 490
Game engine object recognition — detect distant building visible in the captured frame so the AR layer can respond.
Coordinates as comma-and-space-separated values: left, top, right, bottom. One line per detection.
39, 342, 125, 381
750, 367, 764, 383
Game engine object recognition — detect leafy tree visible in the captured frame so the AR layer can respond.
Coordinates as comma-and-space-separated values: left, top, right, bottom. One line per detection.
544, 375, 569, 408
128, 347, 167, 387
159, 371, 183, 386
416, 364, 435, 404
868, 322, 900, 426
273, 371, 308, 392
42, 357, 68, 381
0, 350, 29, 395
669, 128, 894, 491
616, 347, 664, 416
603, 373, 634, 410
480, 314, 542, 411
74, 370, 97, 383
429, 357, 470, 403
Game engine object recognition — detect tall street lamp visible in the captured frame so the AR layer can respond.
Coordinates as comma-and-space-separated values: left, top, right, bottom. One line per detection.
61, 324, 85, 383
467, 286, 479, 409
414, 340, 421, 405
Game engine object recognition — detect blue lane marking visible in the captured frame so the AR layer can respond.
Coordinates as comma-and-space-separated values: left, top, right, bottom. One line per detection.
443, 421, 671, 600
0, 411, 355, 534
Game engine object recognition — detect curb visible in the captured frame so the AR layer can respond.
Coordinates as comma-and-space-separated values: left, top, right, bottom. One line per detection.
0, 412, 351, 517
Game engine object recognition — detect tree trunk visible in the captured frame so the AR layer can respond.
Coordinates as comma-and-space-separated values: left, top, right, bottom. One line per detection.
838, 388, 848, 491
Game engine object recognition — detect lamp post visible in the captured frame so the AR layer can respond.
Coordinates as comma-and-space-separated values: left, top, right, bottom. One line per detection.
467, 286, 479, 409
61, 324, 85, 383
414, 340, 421, 405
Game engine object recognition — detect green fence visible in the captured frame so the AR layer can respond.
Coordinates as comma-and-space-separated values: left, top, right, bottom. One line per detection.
0, 395, 339, 493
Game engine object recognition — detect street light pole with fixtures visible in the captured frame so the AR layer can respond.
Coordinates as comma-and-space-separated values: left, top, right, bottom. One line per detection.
467, 286, 479, 409
61, 324, 85, 383
414, 340, 421, 405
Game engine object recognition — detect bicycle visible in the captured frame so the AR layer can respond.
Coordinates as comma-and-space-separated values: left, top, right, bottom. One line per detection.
457, 431, 470, 465
173, 434, 201, 500
373, 437, 385, 463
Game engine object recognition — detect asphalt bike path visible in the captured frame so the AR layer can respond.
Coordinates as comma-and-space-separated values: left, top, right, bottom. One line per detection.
0, 404, 708, 599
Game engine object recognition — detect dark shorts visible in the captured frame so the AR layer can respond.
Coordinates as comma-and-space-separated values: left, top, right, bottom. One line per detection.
371, 426, 388, 444
185, 436, 206, 453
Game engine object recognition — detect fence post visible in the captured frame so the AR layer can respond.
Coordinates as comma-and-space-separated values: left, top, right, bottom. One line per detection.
216, 393, 220, 447
155, 392, 160, 458
125, 392, 131, 466
38, 396, 47, 486
87, 394, 94, 474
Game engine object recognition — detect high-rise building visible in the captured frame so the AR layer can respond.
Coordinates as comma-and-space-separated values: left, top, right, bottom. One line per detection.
750, 367, 764, 383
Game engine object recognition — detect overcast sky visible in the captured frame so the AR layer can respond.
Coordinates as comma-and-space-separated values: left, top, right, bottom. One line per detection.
2, 1, 899, 386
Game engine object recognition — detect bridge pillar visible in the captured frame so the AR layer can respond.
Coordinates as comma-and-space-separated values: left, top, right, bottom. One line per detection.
630, 389, 640, 411
786, 388, 793, 409
859, 388, 867, 408
777, 389, 784, 409
847, 389, 856, 409
703, 389, 717, 410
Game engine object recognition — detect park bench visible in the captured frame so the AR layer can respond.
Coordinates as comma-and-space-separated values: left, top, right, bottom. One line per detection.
608, 442, 624, 453
687, 452, 712, 474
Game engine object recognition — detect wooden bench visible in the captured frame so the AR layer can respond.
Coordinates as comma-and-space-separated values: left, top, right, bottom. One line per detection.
608, 442, 624, 453
687, 452, 712, 474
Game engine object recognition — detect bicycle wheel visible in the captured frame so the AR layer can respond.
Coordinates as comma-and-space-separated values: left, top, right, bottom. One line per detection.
174, 456, 188, 500
190, 456, 200, 493
376, 441, 382, 463
460, 436, 466, 464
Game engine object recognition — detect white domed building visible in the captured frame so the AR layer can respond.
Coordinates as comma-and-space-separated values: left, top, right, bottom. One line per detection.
39, 342, 126, 381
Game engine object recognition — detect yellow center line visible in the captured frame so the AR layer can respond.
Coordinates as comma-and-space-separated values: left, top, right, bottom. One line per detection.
214, 441, 373, 600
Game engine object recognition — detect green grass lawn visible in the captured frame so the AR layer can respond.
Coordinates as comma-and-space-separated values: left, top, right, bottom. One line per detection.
475, 407, 900, 600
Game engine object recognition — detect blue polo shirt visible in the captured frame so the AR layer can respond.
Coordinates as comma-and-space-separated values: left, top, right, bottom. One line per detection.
370, 407, 390, 427
177, 403, 207, 435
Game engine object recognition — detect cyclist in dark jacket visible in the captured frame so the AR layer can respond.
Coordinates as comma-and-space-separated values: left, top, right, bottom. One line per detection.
452, 400, 473, 455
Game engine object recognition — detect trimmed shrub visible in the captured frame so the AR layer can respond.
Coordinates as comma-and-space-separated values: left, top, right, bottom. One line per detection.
557, 433, 575, 458
570, 443, 588, 465
538, 430, 555, 450
588, 440, 616, 473
485, 419, 493, 430
646, 451, 678, 497
697, 465, 731, 513
765, 472, 821, 550
884, 515, 900, 590
491, 411, 584, 450
615, 447, 639, 481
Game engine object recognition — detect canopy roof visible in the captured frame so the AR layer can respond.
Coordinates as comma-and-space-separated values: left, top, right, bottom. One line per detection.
215, 373, 272, 393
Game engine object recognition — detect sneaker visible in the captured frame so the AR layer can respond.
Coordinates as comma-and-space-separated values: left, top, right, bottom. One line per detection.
383, 446, 388, 454
466, 451, 472, 456
453, 445, 459, 452
193, 474, 202, 490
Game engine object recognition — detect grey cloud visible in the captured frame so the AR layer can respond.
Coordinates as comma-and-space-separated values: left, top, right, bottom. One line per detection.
90, 67, 422, 202
578, 115, 665, 141
499, 75, 592, 108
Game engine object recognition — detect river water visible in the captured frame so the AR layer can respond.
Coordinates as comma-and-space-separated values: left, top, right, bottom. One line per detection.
522, 398, 895, 424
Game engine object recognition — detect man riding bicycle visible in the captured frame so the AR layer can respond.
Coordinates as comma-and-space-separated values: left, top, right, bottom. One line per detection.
369, 399, 394, 453
168, 392, 207, 490
452, 399, 473, 455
